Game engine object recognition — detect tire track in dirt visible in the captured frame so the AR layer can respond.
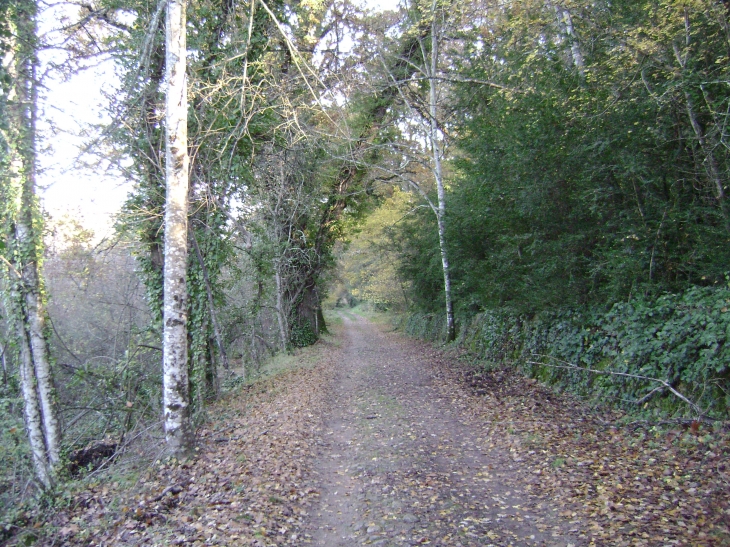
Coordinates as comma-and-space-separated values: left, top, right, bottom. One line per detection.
307, 314, 581, 546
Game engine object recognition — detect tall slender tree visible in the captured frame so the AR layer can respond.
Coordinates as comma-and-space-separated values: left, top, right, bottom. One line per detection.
162, 0, 193, 455
426, 0, 455, 342
377, 0, 456, 340
0, 0, 61, 488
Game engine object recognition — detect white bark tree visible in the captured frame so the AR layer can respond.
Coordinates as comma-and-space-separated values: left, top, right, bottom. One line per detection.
0, 0, 61, 488
380, 0, 456, 341
426, 0, 456, 342
162, 0, 193, 456
549, 1, 585, 78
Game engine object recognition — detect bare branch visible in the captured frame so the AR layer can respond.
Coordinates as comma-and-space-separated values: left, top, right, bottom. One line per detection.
526, 355, 704, 417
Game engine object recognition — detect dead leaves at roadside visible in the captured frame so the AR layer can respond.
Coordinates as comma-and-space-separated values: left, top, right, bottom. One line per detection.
51, 359, 334, 547
19, 325, 730, 547
427, 349, 730, 546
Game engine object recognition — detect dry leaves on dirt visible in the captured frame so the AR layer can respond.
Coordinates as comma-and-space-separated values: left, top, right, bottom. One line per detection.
36, 347, 336, 547
10, 320, 730, 547
426, 346, 730, 546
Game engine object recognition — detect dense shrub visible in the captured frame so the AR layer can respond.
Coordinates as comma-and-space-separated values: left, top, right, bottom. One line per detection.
290, 319, 317, 348
0, 384, 32, 532
407, 285, 730, 419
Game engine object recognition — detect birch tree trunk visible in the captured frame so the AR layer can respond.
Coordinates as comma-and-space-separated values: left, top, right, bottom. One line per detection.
0, 0, 62, 488
551, 2, 585, 78
673, 15, 728, 224
16, 317, 52, 487
274, 261, 290, 352
0, 341, 7, 386
163, 0, 193, 456
18, 193, 61, 472
6, 270, 53, 488
428, 0, 456, 342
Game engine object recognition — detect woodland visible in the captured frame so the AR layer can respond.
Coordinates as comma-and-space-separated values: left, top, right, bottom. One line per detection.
1, 0, 730, 544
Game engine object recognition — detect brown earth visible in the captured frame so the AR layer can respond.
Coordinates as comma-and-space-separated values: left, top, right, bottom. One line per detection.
16, 312, 729, 546
307, 314, 581, 547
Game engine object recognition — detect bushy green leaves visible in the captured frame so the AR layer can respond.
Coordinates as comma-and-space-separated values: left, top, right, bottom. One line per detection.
0, 385, 33, 534
290, 319, 317, 348
407, 284, 730, 418
394, 0, 730, 316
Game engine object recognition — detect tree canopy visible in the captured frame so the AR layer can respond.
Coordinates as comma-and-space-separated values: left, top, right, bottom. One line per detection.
2, 0, 730, 510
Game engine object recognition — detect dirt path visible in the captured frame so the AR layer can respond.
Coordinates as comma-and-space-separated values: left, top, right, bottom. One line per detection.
306, 315, 580, 547
41, 312, 728, 547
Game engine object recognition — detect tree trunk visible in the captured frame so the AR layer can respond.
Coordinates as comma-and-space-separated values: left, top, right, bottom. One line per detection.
274, 262, 290, 351
674, 20, 729, 228
0, 0, 61, 487
684, 90, 727, 205
7, 273, 53, 488
317, 304, 327, 335
295, 281, 323, 337
551, 2, 585, 78
162, 0, 193, 456
18, 334, 52, 487
0, 342, 7, 386
18, 208, 61, 469
428, 1, 456, 342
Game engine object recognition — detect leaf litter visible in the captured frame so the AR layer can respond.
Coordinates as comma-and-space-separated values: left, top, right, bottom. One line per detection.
36, 342, 337, 546
18, 315, 730, 546
426, 346, 730, 546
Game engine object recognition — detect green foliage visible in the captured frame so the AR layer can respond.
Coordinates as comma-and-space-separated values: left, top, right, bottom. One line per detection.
62, 338, 163, 440
290, 319, 317, 348
390, 0, 730, 419
337, 188, 413, 310
0, 384, 33, 532
395, 0, 730, 315
111, 0, 370, 384
395, 206, 445, 314
405, 312, 447, 341
409, 284, 730, 418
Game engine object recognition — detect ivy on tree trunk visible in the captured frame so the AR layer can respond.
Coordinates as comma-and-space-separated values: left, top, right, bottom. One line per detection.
0, 0, 61, 488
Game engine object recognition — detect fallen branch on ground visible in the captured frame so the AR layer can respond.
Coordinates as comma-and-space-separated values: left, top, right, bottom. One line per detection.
526, 355, 704, 418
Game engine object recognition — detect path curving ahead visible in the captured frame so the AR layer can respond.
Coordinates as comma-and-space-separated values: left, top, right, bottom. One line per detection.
306, 314, 580, 547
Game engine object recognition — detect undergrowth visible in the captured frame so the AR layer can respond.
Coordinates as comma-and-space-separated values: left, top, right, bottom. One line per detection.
1, 333, 332, 545
403, 284, 730, 420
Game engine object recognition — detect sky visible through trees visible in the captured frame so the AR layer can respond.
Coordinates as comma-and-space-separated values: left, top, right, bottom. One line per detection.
36, 0, 398, 234
1, 0, 730, 542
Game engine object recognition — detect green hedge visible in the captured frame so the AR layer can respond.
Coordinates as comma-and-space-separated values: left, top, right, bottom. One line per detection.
406, 285, 730, 418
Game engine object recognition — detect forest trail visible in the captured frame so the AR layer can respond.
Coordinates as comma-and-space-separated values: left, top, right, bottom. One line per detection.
50, 313, 727, 547
307, 314, 579, 547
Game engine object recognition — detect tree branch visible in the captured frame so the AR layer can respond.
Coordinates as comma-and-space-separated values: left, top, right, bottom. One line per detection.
526, 355, 704, 417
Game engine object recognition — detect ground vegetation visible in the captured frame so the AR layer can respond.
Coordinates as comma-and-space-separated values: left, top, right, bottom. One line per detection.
1, 0, 729, 542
